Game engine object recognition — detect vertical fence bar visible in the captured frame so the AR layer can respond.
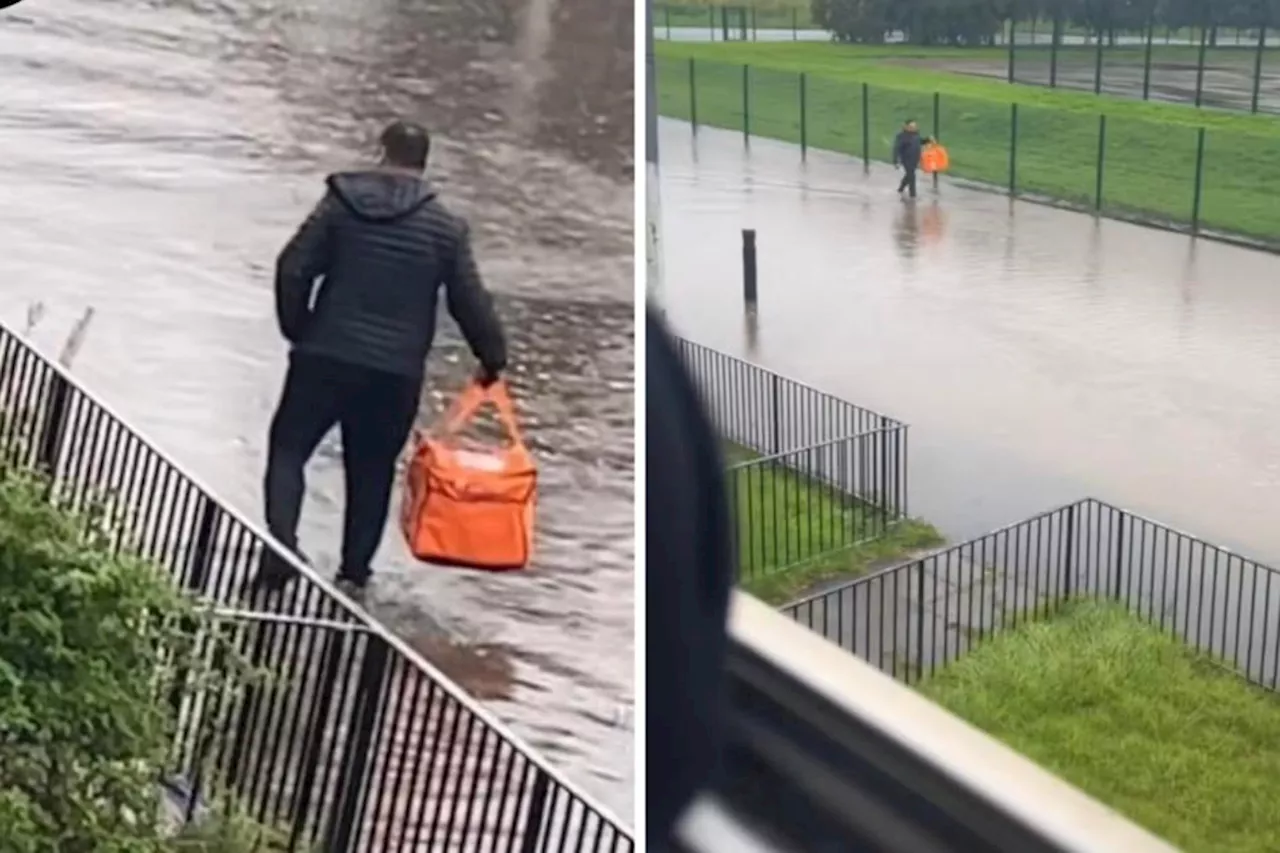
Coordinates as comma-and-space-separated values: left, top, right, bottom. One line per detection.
932, 91, 940, 189
1195, 23, 1208, 107
36, 374, 69, 474
1094, 114, 1107, 212
792, 7, 798, 40
861, 82, 870, 171
1093, 27, 1104, 95
1143, 18, 1154, 100
326, 636, 391, 853
689, 57, 698, 132
769, 373, 781, 455
750, 5, 757, 40
799, 72, 808, 159
519, 771, 553, 853
720, 6, 728, 42
1191, 126, 1206, 233
1007, 18, 1016, 83
742, 229, 758, 306
664, 5, 670, 39
1253, 23, 1267, 113
1050, 15, 1061, 87
1064, 503, 1077, 599
742, 64, 751, 144
1008, 102, 1018, 195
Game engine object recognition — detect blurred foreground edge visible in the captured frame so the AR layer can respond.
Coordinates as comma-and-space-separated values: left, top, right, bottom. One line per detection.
675, 593, 1180, 853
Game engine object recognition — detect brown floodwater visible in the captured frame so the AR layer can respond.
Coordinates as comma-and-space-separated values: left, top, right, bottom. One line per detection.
0, 0, 633, 820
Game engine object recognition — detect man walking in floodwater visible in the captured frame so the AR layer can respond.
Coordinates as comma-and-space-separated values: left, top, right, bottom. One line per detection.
256, 119, 507, 596
892, 119, 934, 200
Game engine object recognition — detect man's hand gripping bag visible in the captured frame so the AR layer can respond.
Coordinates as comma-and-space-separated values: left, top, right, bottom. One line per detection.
400, 380, 536, 570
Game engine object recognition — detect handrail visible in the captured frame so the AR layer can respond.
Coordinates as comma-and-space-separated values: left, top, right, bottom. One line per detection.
3, 325, 632, 837
725, 592, 1178, 852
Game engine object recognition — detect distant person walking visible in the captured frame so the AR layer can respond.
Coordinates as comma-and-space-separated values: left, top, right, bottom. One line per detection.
892, 119, 934, 200
256, 119, 507, 596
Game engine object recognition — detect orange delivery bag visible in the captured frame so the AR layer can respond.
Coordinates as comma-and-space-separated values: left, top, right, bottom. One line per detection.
921, 141, 950, 174
400, 379, 537, 571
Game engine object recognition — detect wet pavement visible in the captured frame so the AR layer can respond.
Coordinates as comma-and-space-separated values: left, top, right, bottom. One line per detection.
659, 118, 1280, 570
0, 0, 633, 820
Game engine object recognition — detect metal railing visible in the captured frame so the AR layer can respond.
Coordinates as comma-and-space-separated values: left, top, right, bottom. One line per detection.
708, 593, 1178, 852
674, 337, 909, 577
655, 55, 1280, 248
783, 497, 1280, 692
0, 324, 633, 852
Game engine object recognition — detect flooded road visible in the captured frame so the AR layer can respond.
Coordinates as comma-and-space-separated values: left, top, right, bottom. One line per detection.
0, 0, 633, 819
659, 119, 1280, 570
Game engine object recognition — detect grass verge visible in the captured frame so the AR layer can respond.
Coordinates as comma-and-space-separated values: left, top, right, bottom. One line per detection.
656, 41, 1280, 243
919, 599, 1280, 853
724, 442, 943, 605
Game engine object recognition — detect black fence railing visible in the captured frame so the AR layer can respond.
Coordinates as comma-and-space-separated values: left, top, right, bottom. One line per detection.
783, 497, 1280, 692
673, 337, 909, 577
0, 324, 633, 852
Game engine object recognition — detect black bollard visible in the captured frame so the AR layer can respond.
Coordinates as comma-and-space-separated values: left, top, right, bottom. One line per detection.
742, 229, 758, 306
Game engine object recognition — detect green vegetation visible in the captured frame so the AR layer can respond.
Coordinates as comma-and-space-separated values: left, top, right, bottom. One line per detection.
656, 41, 1280, 243
920, 600, 1280, 853
0, 469, 274, 851
725, 443, 943, 604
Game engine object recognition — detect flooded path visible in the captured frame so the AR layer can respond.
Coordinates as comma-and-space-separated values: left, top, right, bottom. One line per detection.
659, 119, 1280, 569
0, 0, 633, 818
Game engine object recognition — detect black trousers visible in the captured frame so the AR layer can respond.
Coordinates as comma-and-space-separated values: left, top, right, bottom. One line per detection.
263, 352, 420, 582
897, 166, 918, 198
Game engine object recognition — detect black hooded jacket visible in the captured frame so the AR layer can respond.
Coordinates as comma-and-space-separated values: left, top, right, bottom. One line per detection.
274, 170, 507, 378
892, 129, 933, 170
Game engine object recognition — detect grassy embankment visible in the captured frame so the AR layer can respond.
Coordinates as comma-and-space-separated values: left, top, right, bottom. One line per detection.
920, 599, 1280, 853
656, 41, 1280, 243
724, 443, 942, 605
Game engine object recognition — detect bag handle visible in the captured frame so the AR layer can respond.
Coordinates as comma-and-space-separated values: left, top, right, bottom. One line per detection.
436, 379, 526, 447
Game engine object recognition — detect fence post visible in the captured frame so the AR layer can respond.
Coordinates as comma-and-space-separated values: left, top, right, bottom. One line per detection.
519, 770, 553, 853
36, 374, 70, 475
1064, 503, 1077, 599
1112, 513, 1126, 600
861, 82, 870, 171
1191, 127, 1206, 233
1195, 24, 1208, 107
915, 560, 927, 683
742, 64, 751, 145
664, 5, 671, 39
932, 91, 940, 189
720, 6, 728, 41
1008, 102, 1018, 195
742, 229, 758, 306
1142, 19, 1154, 100
770, 372, 781, 455
326, 636, 391, 853
799, 73, 808, 159
1050, 15, 1060, 86
750, 5, 757, 40
1007, 18, 1016, 83
689, 57, 698, 133
1093, 27, 1104, 95
1094, 114, 1107, 212
1253, 24, 1267, 114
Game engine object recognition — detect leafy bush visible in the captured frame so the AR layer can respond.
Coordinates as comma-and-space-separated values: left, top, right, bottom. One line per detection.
0, 470, 267, 851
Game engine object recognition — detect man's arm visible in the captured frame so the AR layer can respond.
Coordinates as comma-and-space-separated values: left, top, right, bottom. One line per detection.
443, 222, 508, 379
275, 193, 337, 343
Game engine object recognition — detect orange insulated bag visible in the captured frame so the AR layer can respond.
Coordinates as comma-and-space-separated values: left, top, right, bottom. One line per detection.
921, 141, 950, 174
400, 380, 537, 571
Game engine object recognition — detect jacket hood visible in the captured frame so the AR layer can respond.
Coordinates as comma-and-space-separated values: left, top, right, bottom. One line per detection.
326, 170, 437, 223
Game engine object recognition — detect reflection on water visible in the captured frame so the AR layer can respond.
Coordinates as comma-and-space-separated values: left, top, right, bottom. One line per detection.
662, 120, 1280, 577
0, 0, 633, 819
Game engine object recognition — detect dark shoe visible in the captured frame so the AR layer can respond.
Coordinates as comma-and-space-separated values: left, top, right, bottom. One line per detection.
333, 573, 369, 604
251, 546, 309, 594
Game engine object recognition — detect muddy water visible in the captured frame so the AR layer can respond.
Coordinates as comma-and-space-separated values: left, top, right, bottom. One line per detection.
659, 119, 1280, 572
0, 0, 633, 819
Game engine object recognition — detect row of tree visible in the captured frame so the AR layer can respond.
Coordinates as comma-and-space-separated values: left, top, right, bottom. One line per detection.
811, 0, 1280, 45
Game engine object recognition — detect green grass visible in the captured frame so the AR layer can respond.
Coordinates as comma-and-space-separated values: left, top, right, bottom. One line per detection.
657, 41, 1280, 243
919, 599, 1280, 853
724, 442, 943, 604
